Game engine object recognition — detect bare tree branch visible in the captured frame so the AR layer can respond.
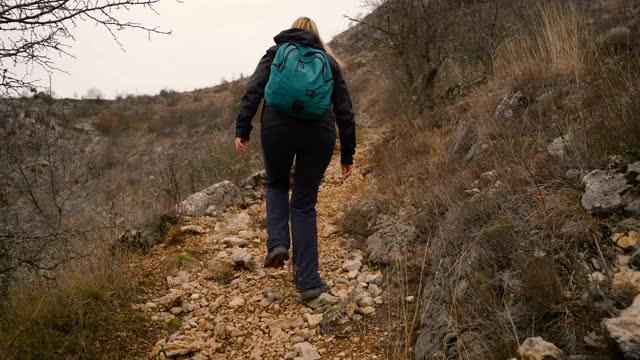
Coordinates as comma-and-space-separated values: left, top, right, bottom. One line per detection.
0, 0, 172, 95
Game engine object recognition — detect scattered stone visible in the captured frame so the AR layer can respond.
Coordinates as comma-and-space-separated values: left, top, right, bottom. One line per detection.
517, 337, 564, 360
179, 225, 208, 234
229, 297, 245, 308
495, 91, 527, 121
613, 231, 640, 249
250, 347, 263, 359
479, 170, 499, 188
164, 339, 203, 358
209, 295, 225, 311
268, 317, 304, 335
364, 273, 383, 285
293, 342, 321, 360
612, 269, 640, 295
304, 313, 324, 328
357, 296, 375, 307
547, 136, 569, 158
270, 270, 289, 280
305, 292, 339, 309
342, 259, 362, 272
223, 237, 249, 247
368, 284, 383, 297
357, 306, 376, 316
232, 248, 255, 270
158, 293, 183, 309
190, 294, 200, 300
169, 307, 183, 315
214, 321, 230, 340
167, 271, 192, 288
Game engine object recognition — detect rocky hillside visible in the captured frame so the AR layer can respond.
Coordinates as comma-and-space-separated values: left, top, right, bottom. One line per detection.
4, 1, 640, 359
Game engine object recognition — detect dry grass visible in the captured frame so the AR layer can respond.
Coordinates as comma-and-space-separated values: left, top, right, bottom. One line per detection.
364, 0, 640, 358
496, 1, 586, 81
163, 252, 198, 270
0, 251, 155, 360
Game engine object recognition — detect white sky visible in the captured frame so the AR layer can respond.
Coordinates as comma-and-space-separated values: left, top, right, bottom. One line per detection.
34, 0, 365, 99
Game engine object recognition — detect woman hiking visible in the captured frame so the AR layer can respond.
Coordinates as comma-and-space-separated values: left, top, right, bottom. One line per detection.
235, 17, 356, 302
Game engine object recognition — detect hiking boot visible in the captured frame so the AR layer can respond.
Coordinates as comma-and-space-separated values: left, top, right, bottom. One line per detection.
300, 281, 330, 302
263, 245, 289, 268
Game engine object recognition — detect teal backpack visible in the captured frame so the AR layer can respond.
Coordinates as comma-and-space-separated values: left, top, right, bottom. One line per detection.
265, 43, 334, 119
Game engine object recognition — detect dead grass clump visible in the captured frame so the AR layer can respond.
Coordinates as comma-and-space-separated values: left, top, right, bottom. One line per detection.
0, 254, 153, 359
495, 1, 586, 82
206, 259, 235, 284
164, 252, 198, 270
337, 200, 378, 247
519, 257, 563, 313
164, 224, 205, 245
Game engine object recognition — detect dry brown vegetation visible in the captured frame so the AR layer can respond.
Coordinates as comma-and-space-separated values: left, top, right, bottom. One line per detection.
0, 78, 261, 358
0, 252, 161, 359
339, 0, 640, 358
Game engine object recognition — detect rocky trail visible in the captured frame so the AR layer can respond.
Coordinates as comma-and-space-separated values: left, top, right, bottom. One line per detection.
133, 128, 393, 360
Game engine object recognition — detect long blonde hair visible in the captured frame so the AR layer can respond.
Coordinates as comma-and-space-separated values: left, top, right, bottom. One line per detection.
291, 17, 341, 66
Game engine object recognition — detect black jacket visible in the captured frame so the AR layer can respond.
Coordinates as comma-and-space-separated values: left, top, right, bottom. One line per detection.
235, 29, 356, 165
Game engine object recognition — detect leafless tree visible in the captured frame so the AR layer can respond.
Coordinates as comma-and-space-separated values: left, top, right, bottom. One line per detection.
350, 0, 511, 112
0, 99, 107, 293
0, 0, 172, 96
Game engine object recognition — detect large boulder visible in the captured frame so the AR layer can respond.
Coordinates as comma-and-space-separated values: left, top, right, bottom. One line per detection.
603, 294, 640, 359
179, 180, 243, 216
366, 214, 418, 264
581, 162, 640, 218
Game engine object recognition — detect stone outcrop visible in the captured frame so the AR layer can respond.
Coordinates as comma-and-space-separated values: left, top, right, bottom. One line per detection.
603, 294, 640, 359
581, 162, 640, 218
366, 214, 418, 264
179, 180, 243, 217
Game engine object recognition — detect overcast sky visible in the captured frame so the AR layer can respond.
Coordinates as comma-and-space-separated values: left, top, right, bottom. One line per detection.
33, 0, 365, 99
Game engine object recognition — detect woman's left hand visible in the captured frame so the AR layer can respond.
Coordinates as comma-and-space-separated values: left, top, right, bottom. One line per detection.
235, 137, 249, 156
341, 164, 353, 180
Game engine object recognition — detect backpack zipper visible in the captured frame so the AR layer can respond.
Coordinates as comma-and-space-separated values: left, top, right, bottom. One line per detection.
280, 45, 298, 72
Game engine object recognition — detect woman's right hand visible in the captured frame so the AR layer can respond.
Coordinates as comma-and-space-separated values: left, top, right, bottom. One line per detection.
341, 164, 353, 180
235, 137, 249, 156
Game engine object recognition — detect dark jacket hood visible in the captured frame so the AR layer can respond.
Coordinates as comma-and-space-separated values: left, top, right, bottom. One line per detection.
274, 29, 324, 50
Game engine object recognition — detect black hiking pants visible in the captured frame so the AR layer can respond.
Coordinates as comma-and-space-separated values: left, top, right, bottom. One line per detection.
261, 112, 336, 290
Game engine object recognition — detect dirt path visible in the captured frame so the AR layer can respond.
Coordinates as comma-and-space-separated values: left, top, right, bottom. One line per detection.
138, 127, 390, 359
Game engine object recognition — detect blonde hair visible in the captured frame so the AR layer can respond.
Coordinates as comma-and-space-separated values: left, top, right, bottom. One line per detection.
291, 17, 341, 66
